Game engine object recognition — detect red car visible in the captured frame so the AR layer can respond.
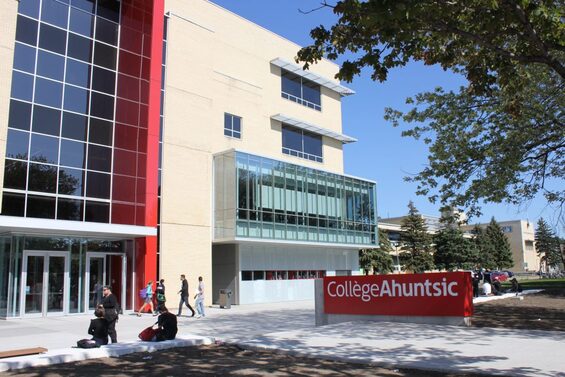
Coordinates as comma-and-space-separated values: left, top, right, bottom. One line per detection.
490, 271, 509, 282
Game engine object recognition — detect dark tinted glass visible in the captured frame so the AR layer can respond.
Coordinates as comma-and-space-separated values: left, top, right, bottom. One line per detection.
70, 7, 94, 37
8, 100, 32, 131
63, 85, 89, 113
65, 59, 91, 87
71, 0, 95, 13
282, 126, 302, 151
57, 198, 84, 220
2, 192, 26, 217
60, 139, 86, 168
37, 50, 65, 81
89, 118, 113, 145
93, 42, 116, 70
302, 81, 321, 106
13, 43, 36, 73
30, 134, 59, 164
3, 160, 28, 189
85, 200, 109, 223
10, 71, 34, 101
96, 0, 119, 23
38, 23, 67, 55
58, 167, 84, 196
16, 15, 38, 45
303, 132, 322, 157
86, 171, 110, 198
91, 66, 115, 94
87, 144, 111, 172
18, 0, 40, 19
41, 0, 69, 29
68, 33, 93, 62
28, 163, 57, 193
90, 92, 114, 119
281, 71, 301, 97
61, 112, 87, 141
26, 195, 56, 218
34, 78, 63, 108
233, 116, 241, 132
32, 105, 61, 136
95, 17, 118, 45
6, 130, 29, 159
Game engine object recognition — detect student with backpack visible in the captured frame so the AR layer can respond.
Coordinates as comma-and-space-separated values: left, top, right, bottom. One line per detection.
137, 281, 156, 316
156, 279, 167, 313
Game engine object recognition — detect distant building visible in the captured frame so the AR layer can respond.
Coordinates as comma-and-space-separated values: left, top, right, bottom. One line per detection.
379, 216, 539, 273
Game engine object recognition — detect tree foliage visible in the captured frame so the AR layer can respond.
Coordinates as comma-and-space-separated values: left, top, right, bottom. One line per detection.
535, 217, 562, 270
298, 0, 565, 221
433, 214, 476, 271
485, 218, 515, 269
359, 228, 395, 274
399, 201, 434, 272
472, 225, 497, 270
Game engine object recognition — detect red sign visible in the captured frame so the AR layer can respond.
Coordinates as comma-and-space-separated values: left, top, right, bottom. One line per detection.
324, 272, 473, 317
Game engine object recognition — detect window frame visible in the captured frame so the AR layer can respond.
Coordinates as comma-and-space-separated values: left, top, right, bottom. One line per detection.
281, 69, 321, 111
281, 124, 323, 163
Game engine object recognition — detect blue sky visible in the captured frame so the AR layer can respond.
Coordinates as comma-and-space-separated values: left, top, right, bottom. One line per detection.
211, 0, 561, 232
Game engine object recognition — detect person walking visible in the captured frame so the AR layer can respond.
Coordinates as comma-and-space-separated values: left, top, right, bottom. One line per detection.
155, 279, 167, 313
177, 274, 195, 317
194, 276, 205, 318
137, 280, 156, 316
88, 305, 109, 346
101, 285, 119, 343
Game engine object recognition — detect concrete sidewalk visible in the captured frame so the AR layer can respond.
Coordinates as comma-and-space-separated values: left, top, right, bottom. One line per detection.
0, 299, 564, 376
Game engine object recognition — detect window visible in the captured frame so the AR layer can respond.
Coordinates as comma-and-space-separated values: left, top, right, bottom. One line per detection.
224, 113, 241, 139
281, 70, 321, 111
282, 125, 322, 162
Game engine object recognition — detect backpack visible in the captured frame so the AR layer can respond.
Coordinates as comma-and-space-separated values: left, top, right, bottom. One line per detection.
77, 339, 99, 348
139, 288, 147, 299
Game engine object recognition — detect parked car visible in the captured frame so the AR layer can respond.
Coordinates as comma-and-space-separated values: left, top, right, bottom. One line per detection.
502, 270, 514, 278
490, 271, 509, 282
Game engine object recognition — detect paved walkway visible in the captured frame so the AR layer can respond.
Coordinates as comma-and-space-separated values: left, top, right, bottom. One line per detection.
0, 297, 564, 376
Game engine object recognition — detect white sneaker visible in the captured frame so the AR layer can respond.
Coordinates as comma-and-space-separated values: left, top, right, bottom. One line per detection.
196, 314, 201, 318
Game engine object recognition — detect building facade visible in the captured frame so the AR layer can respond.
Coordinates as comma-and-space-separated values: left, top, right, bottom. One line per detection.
0, 0, 377, 318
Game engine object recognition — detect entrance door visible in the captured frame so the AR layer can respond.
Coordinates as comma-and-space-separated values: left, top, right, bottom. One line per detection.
21, 251, 69, 317
85, 253, 126, 312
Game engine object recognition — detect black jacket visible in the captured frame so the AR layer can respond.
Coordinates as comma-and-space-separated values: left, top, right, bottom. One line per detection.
179, 279, 188, 297
88, 318, 109, 345
157, 312, 178, 341
101, 294, 119, 321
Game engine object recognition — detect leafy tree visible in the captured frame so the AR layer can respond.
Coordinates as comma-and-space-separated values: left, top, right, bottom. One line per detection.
535, 217, 562, 271
399, 201, 434, 273
434, 213, 475, 271
298, 0, 565, 221
484, 218, 514, 269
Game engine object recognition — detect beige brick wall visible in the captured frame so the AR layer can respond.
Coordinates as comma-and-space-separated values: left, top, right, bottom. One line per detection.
0, 1, 18, 208
159, 0, 350, 305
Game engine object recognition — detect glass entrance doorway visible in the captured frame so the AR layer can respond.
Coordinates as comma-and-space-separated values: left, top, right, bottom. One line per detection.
21, 251, 69, 317
85, 253, 126, 312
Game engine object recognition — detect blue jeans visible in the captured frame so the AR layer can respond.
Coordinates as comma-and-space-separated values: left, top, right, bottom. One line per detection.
195, 297, 205, 316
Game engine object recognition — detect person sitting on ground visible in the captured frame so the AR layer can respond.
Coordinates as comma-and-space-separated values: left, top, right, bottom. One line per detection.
492, 277, 505, 295
88, 305, 109, 346
155, 307, 178, 341
482, 281, 492, 296
510, 278, 523, 293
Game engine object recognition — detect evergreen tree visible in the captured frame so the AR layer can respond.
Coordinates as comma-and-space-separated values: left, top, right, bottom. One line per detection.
434, 214, 475, 271
472, 225, 496, 270
535, 218, 562, 271
359, 248, 376, 275
399, 201, 434, 273
359, 229, 395, 275
484, 218, 514, 269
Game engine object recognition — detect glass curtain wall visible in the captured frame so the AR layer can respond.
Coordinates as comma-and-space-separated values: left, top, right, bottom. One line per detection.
214, 151, 377, 245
